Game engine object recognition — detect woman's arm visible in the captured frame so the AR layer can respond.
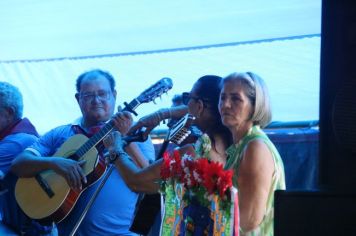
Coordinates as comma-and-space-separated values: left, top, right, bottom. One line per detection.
129, 105, 188, 136
104, 131, 162, 193
237, 140, 274, 232
114, 154, 162, 193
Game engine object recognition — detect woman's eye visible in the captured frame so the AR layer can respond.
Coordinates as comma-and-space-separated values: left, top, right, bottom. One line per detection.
232, 96, 241, 102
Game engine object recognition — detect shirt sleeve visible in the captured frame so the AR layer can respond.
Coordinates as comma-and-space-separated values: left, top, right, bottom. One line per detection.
0, 133, 38, 174
27, 125, 73, 156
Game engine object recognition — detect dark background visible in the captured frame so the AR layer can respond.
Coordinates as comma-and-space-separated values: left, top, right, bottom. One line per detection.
275, 1, 356, 235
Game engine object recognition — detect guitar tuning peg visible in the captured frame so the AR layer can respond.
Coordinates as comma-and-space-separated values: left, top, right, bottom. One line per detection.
153, 99, 156, 104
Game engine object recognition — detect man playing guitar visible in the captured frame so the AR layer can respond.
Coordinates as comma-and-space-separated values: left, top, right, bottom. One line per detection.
11, 69, 156, 235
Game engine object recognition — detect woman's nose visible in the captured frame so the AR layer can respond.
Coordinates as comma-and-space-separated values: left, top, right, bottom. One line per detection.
221, 99, 230, 109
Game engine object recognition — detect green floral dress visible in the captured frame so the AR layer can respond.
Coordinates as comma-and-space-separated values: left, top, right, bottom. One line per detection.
194, 133, 212, 159
225, 126, 286, 236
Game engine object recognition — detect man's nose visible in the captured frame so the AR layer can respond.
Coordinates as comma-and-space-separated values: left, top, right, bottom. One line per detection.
91, 95, 102, 103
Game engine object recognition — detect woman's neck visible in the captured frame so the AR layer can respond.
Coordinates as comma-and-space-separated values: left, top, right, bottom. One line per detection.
208, 133, 228, 165
231, 121, 253, 144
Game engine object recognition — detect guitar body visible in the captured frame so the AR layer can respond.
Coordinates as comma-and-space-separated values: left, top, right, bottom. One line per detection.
15, 134, 106, 223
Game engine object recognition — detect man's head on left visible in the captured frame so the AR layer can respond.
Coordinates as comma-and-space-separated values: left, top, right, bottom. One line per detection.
0, 81, 23, 133
75, 69, 117, 127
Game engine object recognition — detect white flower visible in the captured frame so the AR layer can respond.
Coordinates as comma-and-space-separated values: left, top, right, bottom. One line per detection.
193, 170, 202, 183
204, 192, 214, 201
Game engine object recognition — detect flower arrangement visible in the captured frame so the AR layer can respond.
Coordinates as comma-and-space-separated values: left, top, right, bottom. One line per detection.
160, 149, 238, 236
160, 150, 234, 210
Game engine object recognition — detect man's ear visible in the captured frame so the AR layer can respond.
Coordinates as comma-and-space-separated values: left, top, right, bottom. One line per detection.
75, 93, 80, 103
112, 90, 117, 99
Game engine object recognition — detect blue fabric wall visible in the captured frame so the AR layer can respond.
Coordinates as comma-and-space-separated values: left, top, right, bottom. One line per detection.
266, 128, 319, 190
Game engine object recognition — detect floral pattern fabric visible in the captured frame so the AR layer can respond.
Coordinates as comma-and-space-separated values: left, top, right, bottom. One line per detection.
161, 183, 238, 236
194, 133, 212, 160
159, 151, 239, 236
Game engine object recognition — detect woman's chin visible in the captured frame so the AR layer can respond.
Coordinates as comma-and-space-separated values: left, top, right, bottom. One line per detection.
222, 118, 234, 128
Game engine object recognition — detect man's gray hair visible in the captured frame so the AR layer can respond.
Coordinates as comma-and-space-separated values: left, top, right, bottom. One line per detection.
0, 81, 23, 119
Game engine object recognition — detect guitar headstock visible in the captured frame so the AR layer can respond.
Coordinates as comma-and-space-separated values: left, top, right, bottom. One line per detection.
168, 114, 196, 145
137, 77, 173, 104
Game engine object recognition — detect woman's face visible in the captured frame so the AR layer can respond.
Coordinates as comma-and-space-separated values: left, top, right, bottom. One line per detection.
218, 79, 253, 129
187, 83, 202, 118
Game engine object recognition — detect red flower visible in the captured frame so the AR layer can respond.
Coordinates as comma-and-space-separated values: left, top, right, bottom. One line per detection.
202, 161, 224, 194
194, 158, 209, 183
217, 169, 233, 197
160, 151, 172, 180
160, 150, 234, 205
171, 150, 183, 181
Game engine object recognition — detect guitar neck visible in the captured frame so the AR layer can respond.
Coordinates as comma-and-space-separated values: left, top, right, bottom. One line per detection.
74, 98, 142, 159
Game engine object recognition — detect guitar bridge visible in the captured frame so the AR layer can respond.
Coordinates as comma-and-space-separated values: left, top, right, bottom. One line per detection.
35, 174, 55, 198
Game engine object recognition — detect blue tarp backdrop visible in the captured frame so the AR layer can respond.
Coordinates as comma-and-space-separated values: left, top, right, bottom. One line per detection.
267, 127, 319, 190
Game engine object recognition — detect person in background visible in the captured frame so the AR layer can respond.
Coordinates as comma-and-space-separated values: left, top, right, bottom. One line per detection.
127, 90, 208, 236
0, 81, 55, 235
11, 69, 155, 236
103, 75, 232, 192
103, 75, 234, 236
0, 82, 39, 175
219, 72, 285, 235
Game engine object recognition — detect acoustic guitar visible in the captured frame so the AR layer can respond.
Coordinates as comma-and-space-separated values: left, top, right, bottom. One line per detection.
14, 78, 173, 224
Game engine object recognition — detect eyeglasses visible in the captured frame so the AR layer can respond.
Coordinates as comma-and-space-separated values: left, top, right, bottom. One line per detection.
182, 92, 209, 105
79, 90, 112, 102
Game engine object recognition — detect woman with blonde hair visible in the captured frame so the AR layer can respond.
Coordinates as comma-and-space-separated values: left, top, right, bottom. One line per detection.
219, 72, 286, 235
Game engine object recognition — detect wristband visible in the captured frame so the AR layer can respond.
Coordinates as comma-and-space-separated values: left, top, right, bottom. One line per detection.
108, 149, 127, 163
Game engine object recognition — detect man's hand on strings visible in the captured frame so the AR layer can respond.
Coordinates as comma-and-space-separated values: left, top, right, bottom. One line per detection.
112, 111, 133, 136
51, 157, 87, 191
